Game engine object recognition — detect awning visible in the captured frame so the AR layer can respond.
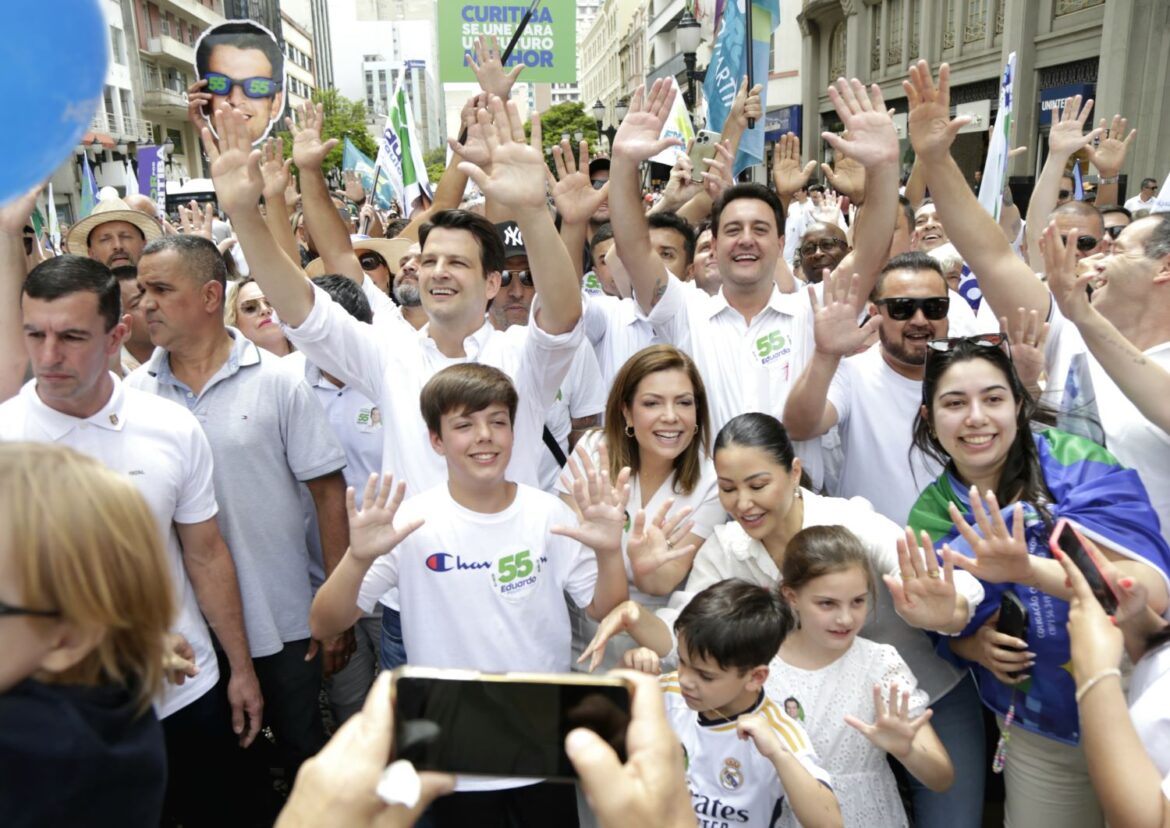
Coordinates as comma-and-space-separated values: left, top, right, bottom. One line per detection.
80, 132, 116, 149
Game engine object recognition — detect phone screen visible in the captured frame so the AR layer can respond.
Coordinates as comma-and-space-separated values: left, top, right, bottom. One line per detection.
393, 675, 631, 780
1054, 522, 1119, 614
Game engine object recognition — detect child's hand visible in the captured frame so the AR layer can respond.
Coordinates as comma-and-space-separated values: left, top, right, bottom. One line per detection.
552, 443, 632, 555
737, 714, 787, 762
626, 498, 696, 577
347, 474, 424, 561
578, 600, 644, 673
163, 632, 198, 686
620, 646, 662, 675
844, 683, 933, 760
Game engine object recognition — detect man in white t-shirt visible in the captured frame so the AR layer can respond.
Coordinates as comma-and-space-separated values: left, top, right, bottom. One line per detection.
607, 78, 900, 489
1, 255, 261, 825
1125, 178, 1159, 214
784, 253, 949, 523
488, 220, 606, 491
206, 97, 583, 498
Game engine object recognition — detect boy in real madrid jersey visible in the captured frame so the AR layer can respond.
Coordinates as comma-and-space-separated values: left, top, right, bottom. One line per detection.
660, 581, 841, 828
309, 363, 629, 827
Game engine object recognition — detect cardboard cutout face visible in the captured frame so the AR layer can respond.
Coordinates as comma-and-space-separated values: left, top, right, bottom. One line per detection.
193, 21, 287, 146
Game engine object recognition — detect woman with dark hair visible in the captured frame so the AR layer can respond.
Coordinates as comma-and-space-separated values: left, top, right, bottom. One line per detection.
561, 345, 724, 670
907, 334, 1170, 828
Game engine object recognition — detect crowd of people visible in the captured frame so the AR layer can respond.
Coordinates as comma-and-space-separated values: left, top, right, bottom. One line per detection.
1, 32, 1168, 828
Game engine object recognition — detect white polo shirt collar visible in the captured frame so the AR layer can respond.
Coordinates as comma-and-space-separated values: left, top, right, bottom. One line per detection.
21, 373, 127, 440
706, 284, 804, 323
417, 317, 495, 361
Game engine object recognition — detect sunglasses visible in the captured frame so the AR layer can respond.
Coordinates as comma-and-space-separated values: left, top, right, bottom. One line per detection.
23, 235, 34, 255
926, 333, 1009, 355
874, 296, 950, 321
0, 598, 61, 618
1104, 225, 1125, 239
359, 253, 386, 271
798, 239, 847, 257
590, 179, 606, 190
203, 72, 281, 99
1143, 184, 1157, 191
500, 269, 534, 287
1058, 189, 1071, 201
1060, 234, 1099, 252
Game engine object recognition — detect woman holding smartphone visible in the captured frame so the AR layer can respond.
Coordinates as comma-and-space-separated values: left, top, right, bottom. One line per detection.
908, 334, 1170, 828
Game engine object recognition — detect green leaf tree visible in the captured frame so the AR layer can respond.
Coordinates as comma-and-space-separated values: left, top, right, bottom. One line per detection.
523, 101, 605, 171
424, 146, 447, 185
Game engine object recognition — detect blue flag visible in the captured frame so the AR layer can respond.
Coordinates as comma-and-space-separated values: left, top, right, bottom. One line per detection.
956, 263, 983, 311
1072, 161, 1084, 200
342, 137, 396, 211
702, 0, 779, 175
80, 153, 98, 218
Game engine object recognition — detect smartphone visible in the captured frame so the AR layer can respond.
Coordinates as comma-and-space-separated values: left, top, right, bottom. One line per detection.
1049, 518, 1120, 614
391, 667, 631, 782
995, 592, 1028, 679
688, 130, 721, 183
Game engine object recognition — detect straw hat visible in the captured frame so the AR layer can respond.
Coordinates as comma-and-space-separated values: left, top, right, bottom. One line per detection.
304, 236, 414, 278
65, 196, 162, 254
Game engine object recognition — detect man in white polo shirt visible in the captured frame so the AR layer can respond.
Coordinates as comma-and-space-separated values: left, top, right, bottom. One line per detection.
0, 255, 261, 825
607, 78, 900, 487
201, 97, 583, 497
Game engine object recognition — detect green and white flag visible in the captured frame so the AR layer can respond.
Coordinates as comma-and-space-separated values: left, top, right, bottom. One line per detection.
649, 76, 696, 167
376, 82, 431, 217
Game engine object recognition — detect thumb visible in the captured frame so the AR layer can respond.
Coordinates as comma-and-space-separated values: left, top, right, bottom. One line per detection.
322, 138, 341, 155
458, 161, 489, 191
801, 160, 817, 178
820, 162, 837, 186
861, 313, 882, 338
507, 64, 525, 82
305, 638, 319, 662
565, 728, 624, 813
882, 573, 908, 606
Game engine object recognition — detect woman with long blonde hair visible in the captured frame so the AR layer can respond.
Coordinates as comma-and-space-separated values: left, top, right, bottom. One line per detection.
0, 442, 176, 826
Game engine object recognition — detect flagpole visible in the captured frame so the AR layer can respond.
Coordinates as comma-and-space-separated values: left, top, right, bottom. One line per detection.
360, 166, 382, 235
745, 0, 755, 128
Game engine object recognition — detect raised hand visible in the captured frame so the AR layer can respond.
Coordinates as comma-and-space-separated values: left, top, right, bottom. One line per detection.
347, 474, 425, 562
821, 136, 867, 203
202, 107, 264, 216
626, 499, 697, 578
456, 96, 551, 214
186, 77, 213, 130
620, 646, 662, 675
947, 489, 1033, 585
550, 138, 608, 225
1000, 305, 1050, 391
611, 80, 683, 164
1085, 114, 1136, 177
1040, 222, 1095, 323
343, 169, 366, 203
0, 186, 41, 235
448, 92, 492, 170
1054, 540, 1125, 685
552, 444, 632, 554
1046, 95, 1101, 159
728, 77, 763, 129
883, 526, 959, 632
905, 61, 969, 163
465, 34, 523, 100
658, 151, 702, 209
810, 271, 881, 356
771, 133, 816, 197
578, 600, 646, 673
259, 136, 293, 202
844, 683, 933, 759
286, 101, 339, 171
699, 141, 735, 203
178, 199, 214, 240
822, 78, 898, 167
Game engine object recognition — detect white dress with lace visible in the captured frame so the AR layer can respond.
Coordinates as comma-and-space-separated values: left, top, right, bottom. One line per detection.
766, 636, 929, 828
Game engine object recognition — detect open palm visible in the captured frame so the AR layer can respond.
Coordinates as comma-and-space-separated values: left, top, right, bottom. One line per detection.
612, 80, 681, 163
905, 61, 966, 163
347, 474, 425, 562
287, 102, 338, 170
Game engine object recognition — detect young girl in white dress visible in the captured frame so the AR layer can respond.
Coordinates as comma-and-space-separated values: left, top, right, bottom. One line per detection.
767, 524, 954, 827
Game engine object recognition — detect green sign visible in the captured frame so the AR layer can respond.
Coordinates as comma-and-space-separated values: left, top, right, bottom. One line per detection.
438, 0, 577, 83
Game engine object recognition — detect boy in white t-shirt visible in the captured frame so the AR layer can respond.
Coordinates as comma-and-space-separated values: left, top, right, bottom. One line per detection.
593, 580, 842, 828
309, 363, 630, 826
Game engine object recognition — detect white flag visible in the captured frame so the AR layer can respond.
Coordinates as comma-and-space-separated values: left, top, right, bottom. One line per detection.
976, 52, 1016, 221
125, 159, 139, 196
46, 183, 60, 253
375, 80, 431, 217
649, 76, 696, 167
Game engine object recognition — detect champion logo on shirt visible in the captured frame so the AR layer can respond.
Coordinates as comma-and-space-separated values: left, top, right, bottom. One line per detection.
425, 552, 490, 573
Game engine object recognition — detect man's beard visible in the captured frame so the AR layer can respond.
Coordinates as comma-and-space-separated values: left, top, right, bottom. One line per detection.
393, 280, 421, 307
880, 325, 930, 366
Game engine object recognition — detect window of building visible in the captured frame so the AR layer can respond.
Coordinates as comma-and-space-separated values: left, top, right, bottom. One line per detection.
943, 0, 955, 49
829, 22, 847, 80
964, 0, 987, 42
160, 12, 170, 35
909, 0, 920, 56
119, 89, 133, 134
886, 0, 903, 67
110, 26, 127, 64
1055, 0, 1104, 14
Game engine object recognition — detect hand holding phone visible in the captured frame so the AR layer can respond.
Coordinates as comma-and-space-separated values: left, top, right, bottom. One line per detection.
392, 668, 632, 781
1049, 519, 1120, 615
994, 592, 1030, 680
687, 130, 720, 183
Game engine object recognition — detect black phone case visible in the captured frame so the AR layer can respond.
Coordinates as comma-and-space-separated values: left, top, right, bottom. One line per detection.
995, 592, 1029, 678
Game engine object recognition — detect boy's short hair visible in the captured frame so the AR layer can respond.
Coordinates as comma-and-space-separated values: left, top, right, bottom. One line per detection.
419, 363, 519, 436
674, 579, 793, 673
589, 223, 614, 253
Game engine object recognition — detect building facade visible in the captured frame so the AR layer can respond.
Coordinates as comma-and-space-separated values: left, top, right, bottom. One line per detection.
580, 0, 641, 147
281, 9, 317, 111
797, 0, 1169, 201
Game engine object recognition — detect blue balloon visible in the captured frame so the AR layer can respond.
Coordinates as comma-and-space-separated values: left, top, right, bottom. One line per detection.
0, 0, 108, 203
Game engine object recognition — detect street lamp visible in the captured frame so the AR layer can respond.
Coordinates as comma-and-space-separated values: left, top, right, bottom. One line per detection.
592, 99, 605, 145
677, 10, 702, 112
592, 98, 629, 152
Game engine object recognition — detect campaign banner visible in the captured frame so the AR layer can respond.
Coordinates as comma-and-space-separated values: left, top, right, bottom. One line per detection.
438, 0, 576, 83
649, 76, 695, 167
